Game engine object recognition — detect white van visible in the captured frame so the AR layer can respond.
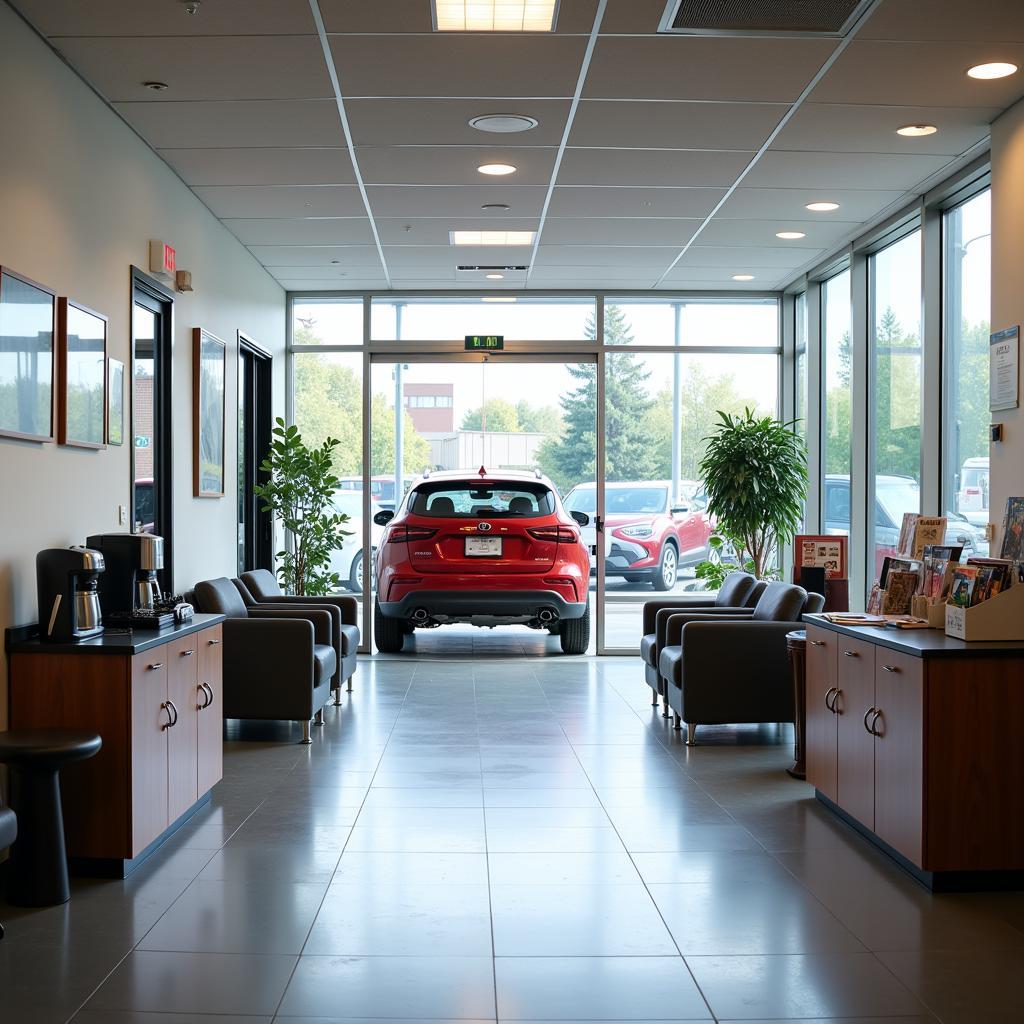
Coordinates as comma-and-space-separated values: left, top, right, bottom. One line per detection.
957, 456, 989, 526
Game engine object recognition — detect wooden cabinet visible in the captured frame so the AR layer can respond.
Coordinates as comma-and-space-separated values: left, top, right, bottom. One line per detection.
7, 616, 224, 874
804, 617, 1024, 885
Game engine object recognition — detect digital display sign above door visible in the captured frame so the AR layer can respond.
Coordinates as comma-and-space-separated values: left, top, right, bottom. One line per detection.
465, 335, 504, 351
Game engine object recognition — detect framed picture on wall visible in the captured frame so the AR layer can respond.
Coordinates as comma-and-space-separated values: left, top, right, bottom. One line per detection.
193, 327, 226, 497
107, 357, 124, 445
0, 266, 57, 443
58, 298, 108, 449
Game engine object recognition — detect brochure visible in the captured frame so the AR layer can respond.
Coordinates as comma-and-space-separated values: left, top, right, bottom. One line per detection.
1001, 497, 1024, 561
794, 534, 847, 579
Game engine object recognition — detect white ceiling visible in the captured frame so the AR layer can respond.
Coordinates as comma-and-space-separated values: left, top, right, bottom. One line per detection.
11, 0, 1024, 292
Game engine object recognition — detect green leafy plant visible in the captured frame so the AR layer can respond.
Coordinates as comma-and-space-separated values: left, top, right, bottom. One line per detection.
696, 408, 807, 580
253, 418, 351, 596
695, 533, 782, 591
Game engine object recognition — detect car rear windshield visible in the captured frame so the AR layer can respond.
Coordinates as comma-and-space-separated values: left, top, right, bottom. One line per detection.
409, 482, 555, 518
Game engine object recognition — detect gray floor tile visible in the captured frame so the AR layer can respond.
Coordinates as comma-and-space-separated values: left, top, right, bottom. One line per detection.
277, 955, 496, 1018
73, 1013, 271, 1023
487, 851, 643, 885
331, 850, 490, 885
196, 845, 341, 884
485, 826, 626, 853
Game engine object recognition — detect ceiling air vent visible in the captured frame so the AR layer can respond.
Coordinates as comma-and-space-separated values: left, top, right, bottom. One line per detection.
660, 0, 873, 36
457, 265, 528, 272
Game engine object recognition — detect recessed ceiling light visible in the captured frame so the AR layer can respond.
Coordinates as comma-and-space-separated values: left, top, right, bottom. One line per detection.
776, 231, 806, 240
477, 163, 517, 176
896, 123, 938, 137
469, 114, 539, 133
732, 274, 755, 281
967, 61, 1018, 79
486, 273, 505, 279
806, 201, 840, 212
482, 296, 517, 303
143, 81, 169, 91
433, 0, 557, 31
481, 203, 511, 211
450, 230, 535, 246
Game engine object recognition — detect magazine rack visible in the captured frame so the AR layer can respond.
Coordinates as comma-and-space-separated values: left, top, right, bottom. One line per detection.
945, 582, 1024, 641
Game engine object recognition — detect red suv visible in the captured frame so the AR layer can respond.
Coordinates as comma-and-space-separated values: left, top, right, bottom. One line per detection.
373, 469, 591, 655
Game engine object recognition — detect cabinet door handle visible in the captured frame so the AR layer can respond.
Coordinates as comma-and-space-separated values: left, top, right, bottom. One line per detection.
181, 649, 195, 657
870, 708, 883, 736
809, 639, 825, 647
863, 706, 878, 734
167, 699, 178, 727
196, 683, 211, 710
824, 685, 838, 711
207, 638, 221, 646
161, 701, 177, 730
148, 662, 164, 670
882, 664, 899, 673
204, 682, 214, 708
843, 650, 858, 658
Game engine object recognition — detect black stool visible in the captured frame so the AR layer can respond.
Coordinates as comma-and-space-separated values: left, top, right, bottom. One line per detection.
0, 804, 15, 937
0, 729, 102, 907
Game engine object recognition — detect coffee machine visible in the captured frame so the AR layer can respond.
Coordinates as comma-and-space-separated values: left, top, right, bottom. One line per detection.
86, 533, 164, 614
36, 547, 105, 643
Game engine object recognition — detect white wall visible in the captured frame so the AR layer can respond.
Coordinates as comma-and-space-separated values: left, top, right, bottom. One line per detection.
0, 2, 286, 728
990, 98, 1024, 551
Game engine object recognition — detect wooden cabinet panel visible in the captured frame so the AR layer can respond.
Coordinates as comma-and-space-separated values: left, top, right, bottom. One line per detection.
131, 651, 169, 855
835, 635, 876, 828
805, 626, 839, 801
197, 624, 224, 795
166, 635, 199, 823
873, 648, 924, 864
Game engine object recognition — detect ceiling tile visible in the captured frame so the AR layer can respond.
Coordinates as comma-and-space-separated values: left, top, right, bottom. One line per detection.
693, 217, 862, 248
384, 245, 537, 267
345, 98, 571, 146
367, 185, 549, 217
599, 0, 673, 34
718, 186, 908, 222
116, 99, 342, 148
535, 245, 677, 267
659, 264, 789, 284
529, 265, 661, 281
810, 39, 1024, 107
860, 0, 1024, 42
583, 36, 838, 101
570, 99, 786, 150
557, 148, 750, 187
329, 35, 588, 97
193, 185, 365, 218
376, 217, 539, 244
276, 278, 387, 291
744, 150, 955, 190
265, 266, 374, 281
356, 146, 557, 185
223, 219, 376, 245
51, 36, 330, 102
12, 0, 315, 35
247, 245, 382, 267
541, 218, 700, 245
160, 148, 355, 187
773, 102, 996, 155
319, 0, 599, 33
548, 186, 724, 218
674, 245, 822, 269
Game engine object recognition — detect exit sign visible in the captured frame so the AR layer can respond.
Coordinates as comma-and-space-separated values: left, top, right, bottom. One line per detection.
465, 335, 504, 351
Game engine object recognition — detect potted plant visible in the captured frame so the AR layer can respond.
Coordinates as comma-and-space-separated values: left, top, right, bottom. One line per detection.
254, 418, 351, 596
696, 408, 807, 581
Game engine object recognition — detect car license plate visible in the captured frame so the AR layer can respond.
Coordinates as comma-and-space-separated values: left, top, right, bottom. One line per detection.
465, 536, 502, 557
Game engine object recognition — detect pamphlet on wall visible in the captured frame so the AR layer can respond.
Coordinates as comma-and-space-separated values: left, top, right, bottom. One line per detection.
794, 534, 847, 579
1001, 497, 1024, 561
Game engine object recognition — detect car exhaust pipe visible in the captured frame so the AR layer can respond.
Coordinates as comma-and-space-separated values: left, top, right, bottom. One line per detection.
412, 607, 430, 622
538, 609, 557, 623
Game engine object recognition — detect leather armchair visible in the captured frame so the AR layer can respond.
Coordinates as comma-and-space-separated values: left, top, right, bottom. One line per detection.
639, 572, 763, 713
0, 803, 15, 939
658, 581, 819, 744
236, 569, 359, 702
193, 577, 336, 743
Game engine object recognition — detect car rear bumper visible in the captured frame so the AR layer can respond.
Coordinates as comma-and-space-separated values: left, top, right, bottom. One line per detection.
380, 590, 587, 620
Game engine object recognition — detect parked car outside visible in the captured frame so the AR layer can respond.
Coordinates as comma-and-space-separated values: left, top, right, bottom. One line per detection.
329, 490, 385, 592
372, 469, 591, 654
957, 456, 989, 527
335, 475, 415, 511
561, 480, 714, 592
823, 474, 987, 578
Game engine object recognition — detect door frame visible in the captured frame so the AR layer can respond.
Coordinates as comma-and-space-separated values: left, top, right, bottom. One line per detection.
237, 332, 274, 575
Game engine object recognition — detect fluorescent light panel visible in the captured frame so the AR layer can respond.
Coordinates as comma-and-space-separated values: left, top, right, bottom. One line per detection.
434, 1, 558, 31
450, 230, 536, 246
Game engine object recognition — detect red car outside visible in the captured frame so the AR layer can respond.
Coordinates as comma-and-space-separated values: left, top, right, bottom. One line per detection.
372, 469, 591, 654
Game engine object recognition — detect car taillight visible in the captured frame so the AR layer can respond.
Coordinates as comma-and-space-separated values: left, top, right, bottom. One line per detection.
528, 526, 578, 543
387, 525, 437, 543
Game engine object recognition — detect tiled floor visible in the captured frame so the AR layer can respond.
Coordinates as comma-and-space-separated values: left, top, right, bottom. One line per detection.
3, 645, 1024, 1023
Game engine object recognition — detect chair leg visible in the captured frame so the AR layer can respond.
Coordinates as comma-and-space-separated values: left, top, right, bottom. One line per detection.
333, 686, 343, 706
651, 690, 659, 706
662, 696, 670, 719
686, 722, 698, 746
672, 713, 681, 731
314, 708, 325, 726
301, 720, 312, 744
346, 675, 353, 693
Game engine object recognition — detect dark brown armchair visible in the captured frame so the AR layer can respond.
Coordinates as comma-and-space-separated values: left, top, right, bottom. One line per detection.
235, 569, 359, 703
193, 577, 336, 743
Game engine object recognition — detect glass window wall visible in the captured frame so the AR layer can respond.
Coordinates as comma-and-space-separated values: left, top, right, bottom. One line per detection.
822, 270, 852, 537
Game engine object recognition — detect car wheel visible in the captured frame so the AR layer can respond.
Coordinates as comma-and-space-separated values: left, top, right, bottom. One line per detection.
347, 550, 363, 593
652, 543, 678, 591
374, 598, 405, 653
559, 603, 590, 655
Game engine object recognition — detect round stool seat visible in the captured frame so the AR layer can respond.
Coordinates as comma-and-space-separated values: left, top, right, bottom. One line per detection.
0, 729, 102, 768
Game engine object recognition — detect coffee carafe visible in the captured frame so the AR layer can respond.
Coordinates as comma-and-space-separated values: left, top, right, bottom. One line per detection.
36, 547, 105, 643
86, 533, 164, 613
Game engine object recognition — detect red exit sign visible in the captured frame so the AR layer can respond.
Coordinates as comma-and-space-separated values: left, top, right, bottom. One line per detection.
149, 239, 176, 275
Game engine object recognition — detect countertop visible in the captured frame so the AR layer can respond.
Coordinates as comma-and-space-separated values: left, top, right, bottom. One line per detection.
804, 613, 1024, 658
5, 613, 226, 656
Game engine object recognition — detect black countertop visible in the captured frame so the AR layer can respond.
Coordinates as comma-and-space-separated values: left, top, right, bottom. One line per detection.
5, 613, 226, 656
804, 613, 1024, 658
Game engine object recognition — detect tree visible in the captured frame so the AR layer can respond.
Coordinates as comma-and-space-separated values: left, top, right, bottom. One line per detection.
515, 400, 563, 435
461, 399, 520, 432
538, 305, 659, 491
370, 393, 431, 474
